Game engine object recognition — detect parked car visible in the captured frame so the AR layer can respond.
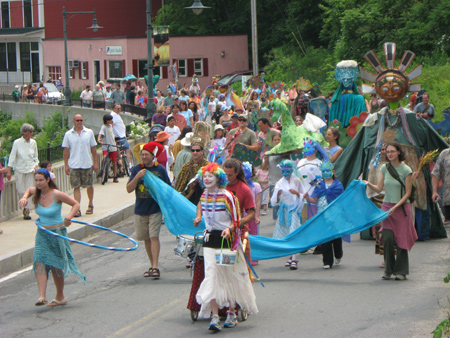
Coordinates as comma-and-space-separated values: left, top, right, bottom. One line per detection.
217, 70, 264, 87
32, 82, 65, 104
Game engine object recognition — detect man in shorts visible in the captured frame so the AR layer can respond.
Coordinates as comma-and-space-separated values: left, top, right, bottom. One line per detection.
110, 103, 132, 170
62, 114, 98, 217
127, 141, 171, 279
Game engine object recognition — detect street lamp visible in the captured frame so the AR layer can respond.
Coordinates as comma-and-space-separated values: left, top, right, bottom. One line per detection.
63, 7, 103, 106
185, 0, 211, 15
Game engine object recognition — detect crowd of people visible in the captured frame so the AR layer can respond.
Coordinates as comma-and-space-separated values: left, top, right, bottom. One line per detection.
5, 48, 450, 333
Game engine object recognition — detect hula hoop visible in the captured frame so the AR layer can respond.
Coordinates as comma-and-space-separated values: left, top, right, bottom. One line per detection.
35, 219, 138, 251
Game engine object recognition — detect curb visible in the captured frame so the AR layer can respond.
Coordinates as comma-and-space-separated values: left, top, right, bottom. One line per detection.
0, 201, 135, 277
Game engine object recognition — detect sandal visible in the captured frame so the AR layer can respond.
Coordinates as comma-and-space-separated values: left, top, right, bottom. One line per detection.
285, 260, 292, 267
143, 268, 153, 277
35, 298, 47, 306
86, 205, 94, 215
290, 260, 298, 270
74, 210, 82, 218
149, 268, 160, 279
23, 209, 32, 220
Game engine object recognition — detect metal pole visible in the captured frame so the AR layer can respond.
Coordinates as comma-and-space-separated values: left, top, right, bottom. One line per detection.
63, 7, 72, 106
145, 0, 156, 122
250, 0, 258, 76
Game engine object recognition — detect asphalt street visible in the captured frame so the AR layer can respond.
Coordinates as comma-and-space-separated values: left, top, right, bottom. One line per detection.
0, 214, 449, 338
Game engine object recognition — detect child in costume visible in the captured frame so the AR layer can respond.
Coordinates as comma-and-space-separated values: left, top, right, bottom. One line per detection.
194, 163, 258, 332
243, 162, 262, 266
271, 159, 305, 270
304, 161, 345, 269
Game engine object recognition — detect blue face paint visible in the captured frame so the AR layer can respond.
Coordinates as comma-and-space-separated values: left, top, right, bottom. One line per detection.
322, 168, 333, 179
281, 169, 293, 179
303, 144, 315, 156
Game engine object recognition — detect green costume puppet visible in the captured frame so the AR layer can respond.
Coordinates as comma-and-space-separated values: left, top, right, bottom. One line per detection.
335, 42, 448, 239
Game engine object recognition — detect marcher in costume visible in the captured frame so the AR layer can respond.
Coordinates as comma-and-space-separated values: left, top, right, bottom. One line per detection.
364, 142, 418, 280
243, 162, 262, 266
304, 161, 345, 268
19, 169, 84, 307
174, 138, 209, 205
328, 60, 367, 127
271, 160, 305, 270
335, 42, 449, 239
194, 163, 258, 332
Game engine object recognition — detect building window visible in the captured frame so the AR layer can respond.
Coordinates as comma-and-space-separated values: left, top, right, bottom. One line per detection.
7, 42, 16, 71
23, 0, 32, 28
178, 59, 186, 77
0, 43, 6, 71
19, 42, 31, 72
47, 66, 61, 82
138, 60, 147, 78
1, 1, 9, 28
81, 61, 87, 79
194, 58, 203, 77
68, 67, 73, 79
108, 60, 123, 79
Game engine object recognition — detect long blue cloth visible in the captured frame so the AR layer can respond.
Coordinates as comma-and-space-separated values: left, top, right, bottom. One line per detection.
142, 172, 389, 261
143, 171, 206, 235
249, 180, 390, 261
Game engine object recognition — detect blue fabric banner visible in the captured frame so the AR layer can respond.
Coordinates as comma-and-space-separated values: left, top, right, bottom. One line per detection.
249, 180, 390, 260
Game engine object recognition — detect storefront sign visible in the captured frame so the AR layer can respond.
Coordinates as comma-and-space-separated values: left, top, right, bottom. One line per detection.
106, 46, 123, 55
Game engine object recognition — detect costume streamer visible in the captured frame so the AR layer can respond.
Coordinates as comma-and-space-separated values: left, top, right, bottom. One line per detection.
249, 180, 389, 260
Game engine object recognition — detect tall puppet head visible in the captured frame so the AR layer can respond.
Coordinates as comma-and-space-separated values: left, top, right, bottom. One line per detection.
360, 42, 422, 103
335, 60, 359, 90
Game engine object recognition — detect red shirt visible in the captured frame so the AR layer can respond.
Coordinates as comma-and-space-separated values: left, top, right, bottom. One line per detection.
226, 180, 255, 215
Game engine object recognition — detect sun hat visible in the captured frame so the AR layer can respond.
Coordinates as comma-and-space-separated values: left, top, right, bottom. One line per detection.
155, 131, 171, 143
181, 132, 194, 147
214, 124, 225, 131
220, 105, 230, 112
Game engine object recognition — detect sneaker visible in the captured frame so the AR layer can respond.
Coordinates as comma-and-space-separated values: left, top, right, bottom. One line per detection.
335, 258, 341, 265
323, 265, 331, 269
394, 274, 407, 281
113, 177, 119, 183
209, 315, 221, 332
224, 312, 238, 328
382, 273, 392, 280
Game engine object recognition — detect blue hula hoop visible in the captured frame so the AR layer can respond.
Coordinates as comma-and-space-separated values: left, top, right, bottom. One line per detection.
35, 219, 139, 251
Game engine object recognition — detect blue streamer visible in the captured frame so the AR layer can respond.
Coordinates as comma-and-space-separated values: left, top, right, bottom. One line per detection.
249, 180, 390, 261
35, 219, 138, 251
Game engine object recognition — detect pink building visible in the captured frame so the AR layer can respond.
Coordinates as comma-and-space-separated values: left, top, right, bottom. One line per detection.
43, 35, 249, 92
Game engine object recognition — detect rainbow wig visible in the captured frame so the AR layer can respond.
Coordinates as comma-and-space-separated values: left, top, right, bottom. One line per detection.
197, 162, 228, 188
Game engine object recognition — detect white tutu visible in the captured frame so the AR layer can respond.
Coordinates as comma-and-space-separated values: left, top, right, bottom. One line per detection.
196, 247, 258, 318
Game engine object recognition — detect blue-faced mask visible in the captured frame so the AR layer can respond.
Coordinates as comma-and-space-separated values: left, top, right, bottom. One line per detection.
322, 168, 333, 179
281, 169, 293, 179
303, 144, 315, 156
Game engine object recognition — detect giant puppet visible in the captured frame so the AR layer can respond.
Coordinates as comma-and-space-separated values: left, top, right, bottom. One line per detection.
335, 42, 449, 239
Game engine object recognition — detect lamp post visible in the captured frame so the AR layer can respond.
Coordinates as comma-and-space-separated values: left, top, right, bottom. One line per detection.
185, 0, 210, 15
63, 7, 102, 106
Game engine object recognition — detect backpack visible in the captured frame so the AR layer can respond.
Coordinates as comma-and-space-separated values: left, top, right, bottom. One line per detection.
386, 163, 416, 203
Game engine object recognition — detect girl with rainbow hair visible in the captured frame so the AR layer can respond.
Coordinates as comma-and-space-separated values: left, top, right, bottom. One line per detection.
194, 162, 258, 332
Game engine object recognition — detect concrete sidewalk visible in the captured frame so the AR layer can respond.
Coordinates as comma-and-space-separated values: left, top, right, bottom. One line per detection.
0, 176, 136, 276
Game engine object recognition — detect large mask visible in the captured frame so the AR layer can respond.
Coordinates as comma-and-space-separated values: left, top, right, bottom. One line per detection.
281, 168, 293, 179
320, 161, 334, 179
375, 70, 409, 102
335, 61, 359, 90
302, 143, 315, 156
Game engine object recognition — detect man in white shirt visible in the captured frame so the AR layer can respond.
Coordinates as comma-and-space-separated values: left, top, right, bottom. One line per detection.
80, 85, 93, 108
62, 114, 98, 216
110, 103, 132, 168
8, 123, 39, 220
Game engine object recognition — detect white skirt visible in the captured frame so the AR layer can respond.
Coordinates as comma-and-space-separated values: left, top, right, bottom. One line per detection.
196, 247, 259, 318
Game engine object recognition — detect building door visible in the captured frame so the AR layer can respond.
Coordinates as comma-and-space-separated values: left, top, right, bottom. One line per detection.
94, 60, 100, 84
31, 53, 40, 82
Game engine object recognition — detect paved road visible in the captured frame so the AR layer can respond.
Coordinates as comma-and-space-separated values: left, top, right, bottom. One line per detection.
0, 215, 449, 337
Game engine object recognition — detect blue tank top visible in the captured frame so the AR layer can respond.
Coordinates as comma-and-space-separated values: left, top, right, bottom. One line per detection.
35, 192, 64, 226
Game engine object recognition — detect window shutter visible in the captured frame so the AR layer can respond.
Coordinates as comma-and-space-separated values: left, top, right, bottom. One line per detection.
162, 66, 168, 79
132, 59, 138, 77
85, 62, 89, 79
187, 58, 194, 77
203, 58, 208, 77
78, 65, 82, 79
104, 60, 107, 78
122, 60, 126, 77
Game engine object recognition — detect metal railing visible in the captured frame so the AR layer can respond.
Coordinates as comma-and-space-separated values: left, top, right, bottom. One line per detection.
37, 143, 65, 163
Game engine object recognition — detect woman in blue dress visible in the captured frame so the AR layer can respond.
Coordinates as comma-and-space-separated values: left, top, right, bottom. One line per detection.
19, 169, 84, 307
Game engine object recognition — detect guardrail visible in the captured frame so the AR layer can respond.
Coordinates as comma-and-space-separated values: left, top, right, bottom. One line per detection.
0, 136, 147, 222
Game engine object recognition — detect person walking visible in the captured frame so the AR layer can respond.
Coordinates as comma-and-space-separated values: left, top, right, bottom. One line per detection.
8, 123, 39, 220
62, 114, 98, 217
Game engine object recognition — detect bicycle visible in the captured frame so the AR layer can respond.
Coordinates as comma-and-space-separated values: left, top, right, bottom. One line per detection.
116, 144, 131, 177
99, 143, 118, 185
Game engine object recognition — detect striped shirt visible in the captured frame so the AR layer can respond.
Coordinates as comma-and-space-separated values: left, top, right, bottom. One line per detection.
200, 189, 240, 231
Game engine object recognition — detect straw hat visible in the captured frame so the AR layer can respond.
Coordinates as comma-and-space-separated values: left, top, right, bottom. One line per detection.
181, 132, 194, 147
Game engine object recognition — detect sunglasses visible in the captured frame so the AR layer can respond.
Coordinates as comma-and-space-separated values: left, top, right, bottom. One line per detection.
75, 119, 83, 122
191, 148, 203, 153
238, 118, 247, 122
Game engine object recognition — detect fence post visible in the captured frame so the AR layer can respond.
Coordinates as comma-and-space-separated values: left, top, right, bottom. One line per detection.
47, 142, 51, 161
